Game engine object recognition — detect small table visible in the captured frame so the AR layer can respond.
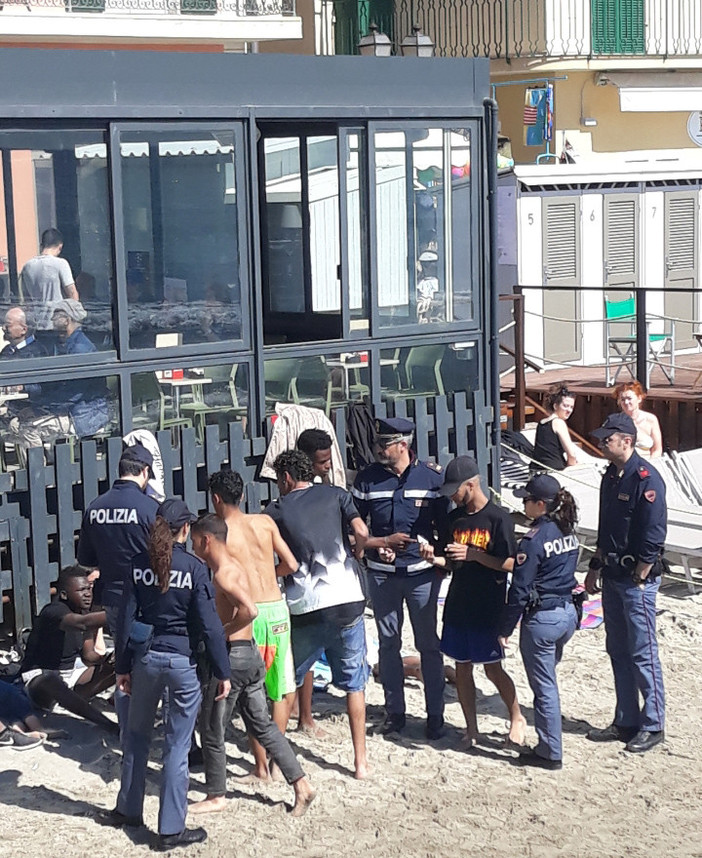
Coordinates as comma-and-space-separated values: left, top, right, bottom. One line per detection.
158, 377, 212, 418
0, 391, 28, 407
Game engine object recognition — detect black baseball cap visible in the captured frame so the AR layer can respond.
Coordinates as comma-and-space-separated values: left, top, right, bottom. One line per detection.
514, 473, 560, 503
120, 444, 153, 469
157, 498, 197, 529
439, 456, 480, 497
591, 412, 636, 440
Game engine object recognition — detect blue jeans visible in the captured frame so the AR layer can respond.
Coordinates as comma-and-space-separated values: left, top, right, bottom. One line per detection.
292, 612, 369, 692
520, 603, 577, 761
117, 650, 201, 835
367, 569, 444, 720
602, 576, 665, 732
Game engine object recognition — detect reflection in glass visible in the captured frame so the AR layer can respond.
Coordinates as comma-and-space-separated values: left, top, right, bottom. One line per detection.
0, 130, 113, 356
0, 371, 119, 465
262, 134, 342, 344
374, 127, 473, 328
380, 342, 478, 399
120, 129, 242, 349
345, 133, 368, 333
264, 138, 304, 315
264, 351, 368, 415
131, 362, 248, 441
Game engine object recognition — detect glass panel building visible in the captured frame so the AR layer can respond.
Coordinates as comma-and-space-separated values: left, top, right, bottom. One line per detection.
0, 49, 496, 471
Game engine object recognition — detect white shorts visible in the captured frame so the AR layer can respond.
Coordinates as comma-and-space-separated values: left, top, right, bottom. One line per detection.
22, 657, 89, 690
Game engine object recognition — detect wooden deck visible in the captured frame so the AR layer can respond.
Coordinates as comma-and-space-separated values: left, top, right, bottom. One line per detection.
501, 353, 702, 453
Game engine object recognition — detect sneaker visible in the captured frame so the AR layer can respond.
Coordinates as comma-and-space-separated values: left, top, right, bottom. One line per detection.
0, 728, 14, 747
516, 752, 563, 771
425, 716, 445, 741
381, 713, 406, 735
151, 827, 207, 852
625, 730, 664, 754
95, 808, 144, 828
586, 723, 638, 743
10, 731, 44, 751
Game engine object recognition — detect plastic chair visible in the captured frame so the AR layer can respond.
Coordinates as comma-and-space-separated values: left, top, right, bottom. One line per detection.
180, 365, 247, 441
385, 345, 446, 400
604, 296, 675, 387
131, 372, 192, 438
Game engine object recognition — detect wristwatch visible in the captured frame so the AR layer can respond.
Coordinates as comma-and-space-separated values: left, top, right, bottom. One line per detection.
588, 556, 603, 571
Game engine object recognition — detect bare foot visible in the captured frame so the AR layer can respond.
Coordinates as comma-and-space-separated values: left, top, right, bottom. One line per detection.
507, 716, 527, 747
296, 720, 328, 739
189, 795, 228, 815
269, 762, 284, 783
291, 780, 316, 818
354, 760, 371, 780
459, 731, 478, 750
233, 771, 271, 785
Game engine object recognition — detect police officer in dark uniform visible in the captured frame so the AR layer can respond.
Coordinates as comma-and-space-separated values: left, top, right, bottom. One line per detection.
352, 417, 448, 738
585, 412, 666, 754
77, 444, 158, 730
96, 498, 230, 852
498, 474, 580, 770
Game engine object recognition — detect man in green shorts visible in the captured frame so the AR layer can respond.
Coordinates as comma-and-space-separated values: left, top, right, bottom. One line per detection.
208, 469, 299, 780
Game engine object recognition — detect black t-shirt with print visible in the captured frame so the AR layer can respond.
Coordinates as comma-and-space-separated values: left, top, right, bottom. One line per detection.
21, 601, 83, 672
441, 501, 517, 630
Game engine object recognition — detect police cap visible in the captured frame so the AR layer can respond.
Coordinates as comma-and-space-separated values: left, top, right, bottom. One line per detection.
120, 443, 153, 470
514, 473, 560, 503
591, 412, 636, 440
439, 455, 480, 497
158, 498, 197, 529
375, 417, 415, 441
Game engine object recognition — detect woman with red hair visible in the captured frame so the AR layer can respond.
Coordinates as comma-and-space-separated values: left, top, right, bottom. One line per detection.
613, 381, 662, 458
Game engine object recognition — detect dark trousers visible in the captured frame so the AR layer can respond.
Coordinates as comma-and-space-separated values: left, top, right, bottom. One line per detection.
200, 640, 304, 796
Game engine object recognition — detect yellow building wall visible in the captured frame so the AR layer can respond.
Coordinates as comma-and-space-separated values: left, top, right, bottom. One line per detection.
259, 0, 316, 54
496, 70, 699, 165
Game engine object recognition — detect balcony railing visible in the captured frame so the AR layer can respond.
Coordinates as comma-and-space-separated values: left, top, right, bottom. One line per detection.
0, 0, 295, 15
394, 0, 702, 59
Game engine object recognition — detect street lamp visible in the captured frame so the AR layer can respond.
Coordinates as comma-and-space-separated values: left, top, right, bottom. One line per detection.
357, 23, 392, 57
400, 25, 435, 58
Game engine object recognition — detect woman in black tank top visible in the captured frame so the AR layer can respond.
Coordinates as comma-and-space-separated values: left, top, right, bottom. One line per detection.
531, 386, 580, 472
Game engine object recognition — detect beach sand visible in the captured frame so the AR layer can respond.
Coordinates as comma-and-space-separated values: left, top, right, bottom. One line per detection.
1, 575, 700, 858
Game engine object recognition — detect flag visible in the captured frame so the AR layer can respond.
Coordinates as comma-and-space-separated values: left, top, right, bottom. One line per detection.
524, 87, 548, 147
523, 105, 538, 125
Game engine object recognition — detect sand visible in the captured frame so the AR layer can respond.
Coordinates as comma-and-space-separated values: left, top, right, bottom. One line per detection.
1, 574, 701, 858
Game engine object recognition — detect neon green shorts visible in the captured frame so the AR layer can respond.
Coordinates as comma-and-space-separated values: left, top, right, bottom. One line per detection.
252, 599, 296, 702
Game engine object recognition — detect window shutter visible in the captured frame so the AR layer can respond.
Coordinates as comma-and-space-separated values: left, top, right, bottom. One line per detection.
619, 0, 645, 53
544, 200, 579, 282
592, 0, 645, 54
606, 198, 637, 274
667, 196, 696, 271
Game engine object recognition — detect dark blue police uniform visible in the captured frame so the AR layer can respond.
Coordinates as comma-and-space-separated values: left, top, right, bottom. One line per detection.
77, 446, 158, 729
352, 417, 448, 729
500, 514, 579, 762
77, 479, 158, 609
115, 541, 229, 837
596, 451, 666, 734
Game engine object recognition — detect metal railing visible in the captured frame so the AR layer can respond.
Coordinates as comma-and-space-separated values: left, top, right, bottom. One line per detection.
0, 0, 295, 15
393, 0, 702, 59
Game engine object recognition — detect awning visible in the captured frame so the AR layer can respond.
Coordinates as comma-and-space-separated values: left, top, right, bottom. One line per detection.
606, 72, 702, 112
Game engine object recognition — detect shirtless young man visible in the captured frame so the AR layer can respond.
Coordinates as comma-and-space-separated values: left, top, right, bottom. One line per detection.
207, 469, 299, 779
189, 514, 315, 817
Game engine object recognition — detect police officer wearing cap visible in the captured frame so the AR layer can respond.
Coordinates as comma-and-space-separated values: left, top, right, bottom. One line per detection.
97, 498, 230, 852
585, 412, 666, 754
77, 444, 158, 729
498, 474, 580, 770
352, 417, 448, 738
